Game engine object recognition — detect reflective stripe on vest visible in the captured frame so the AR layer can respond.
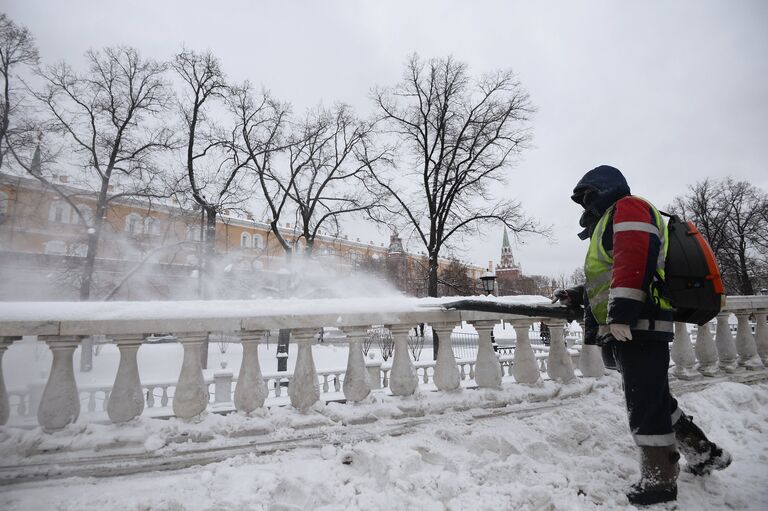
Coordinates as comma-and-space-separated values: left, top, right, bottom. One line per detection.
584, 197, 672, 325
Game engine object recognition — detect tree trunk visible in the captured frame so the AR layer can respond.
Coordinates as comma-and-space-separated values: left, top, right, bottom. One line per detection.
79, 232, 99, 301
428, 254, 439, 297
277, 328, 290, 376
738, 248, 754, 295
79, 199, 107, 301
199, 206, 218, 369
203, 206, 218, 297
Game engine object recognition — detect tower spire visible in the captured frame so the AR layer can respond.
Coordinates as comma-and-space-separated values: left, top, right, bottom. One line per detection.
498, 228, 517, 269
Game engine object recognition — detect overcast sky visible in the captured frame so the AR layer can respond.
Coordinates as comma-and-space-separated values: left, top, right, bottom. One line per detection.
6, 0, 768, 278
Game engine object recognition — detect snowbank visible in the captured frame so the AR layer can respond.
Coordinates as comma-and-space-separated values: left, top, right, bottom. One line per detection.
1, 377, 766, 510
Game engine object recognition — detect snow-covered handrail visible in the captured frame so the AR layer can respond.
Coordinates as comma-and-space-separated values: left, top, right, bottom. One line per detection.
0, 295, 583, 430
1, 294, 766, 431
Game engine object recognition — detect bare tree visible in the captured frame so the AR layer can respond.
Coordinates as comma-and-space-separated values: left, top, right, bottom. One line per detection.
368, 55, 541, 297
671, 178, 768, 295
172, 49, 257, 299
719, 179, 768, 295
25, 46, 174, 300
227, 81, 290, 254
0, 13, 40, 169
281, 104, 386, 255
671, 179, 731, 257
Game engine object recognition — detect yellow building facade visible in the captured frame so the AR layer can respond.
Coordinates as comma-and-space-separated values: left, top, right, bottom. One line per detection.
0, 172, 483, 300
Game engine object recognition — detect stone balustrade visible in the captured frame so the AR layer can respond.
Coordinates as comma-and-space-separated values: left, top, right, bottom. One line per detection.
670, 295, 768, 379
1, 295, 766, 431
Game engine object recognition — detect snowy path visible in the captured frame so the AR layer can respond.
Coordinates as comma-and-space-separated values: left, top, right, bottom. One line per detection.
1, 374, 767, 510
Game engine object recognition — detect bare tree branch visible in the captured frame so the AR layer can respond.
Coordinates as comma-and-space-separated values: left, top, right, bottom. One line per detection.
365, 54, 541, 296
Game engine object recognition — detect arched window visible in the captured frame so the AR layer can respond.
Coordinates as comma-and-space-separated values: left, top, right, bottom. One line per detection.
0, 191, 8, 217
144, 216, 159, 236
124, 213, 142, 234
349, 251, 362, 265
240, 232, 252, 248
186, 225, 202, 241
44, 240, 67, 255
252, 260, 264, 270
48, 201, 70, 224
252, 234, 263, 249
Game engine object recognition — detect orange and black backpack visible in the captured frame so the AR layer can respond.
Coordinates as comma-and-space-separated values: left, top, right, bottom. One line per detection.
659, 212, 726, 325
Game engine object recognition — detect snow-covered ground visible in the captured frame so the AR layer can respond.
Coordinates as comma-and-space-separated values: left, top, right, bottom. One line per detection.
1, 375, 766, 510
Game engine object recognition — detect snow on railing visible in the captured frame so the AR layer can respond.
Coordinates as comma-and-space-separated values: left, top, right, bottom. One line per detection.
1, 294, 766, 431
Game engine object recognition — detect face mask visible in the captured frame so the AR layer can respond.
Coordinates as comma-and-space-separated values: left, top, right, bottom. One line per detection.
577, 209, 601, 240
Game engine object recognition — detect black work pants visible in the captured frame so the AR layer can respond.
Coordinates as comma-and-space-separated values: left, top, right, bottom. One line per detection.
606, 338, 680, 446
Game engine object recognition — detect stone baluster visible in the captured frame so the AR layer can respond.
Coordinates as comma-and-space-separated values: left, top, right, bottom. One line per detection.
545, 320, 576, 383
342, 327, 372, 403
366, 361, 382, 390
671, 323, 698, 380
0, 338, 16, 425
694, 321, 719, 376
755, 310, 768, 366
234, 331, 268, 413
172, 333, 209, 419
734, 312, 762, 369
511, 321, 540, 384
214, 371, 233, 407
28, 379, 46, 418
37, 336, 81, 432
576, 323, 605, 378
473, 321, 502, 388
289, 329, 320, 411
388, 325, 418, 396
322, 375, 330, 393
106, 334, 145, 423
161, 386, 169, 407
433, 324, 460, 391
715, 313, 738, 373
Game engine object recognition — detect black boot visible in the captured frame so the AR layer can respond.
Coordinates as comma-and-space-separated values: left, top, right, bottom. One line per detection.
627, 445, 680, 506
673, 413, 732, 476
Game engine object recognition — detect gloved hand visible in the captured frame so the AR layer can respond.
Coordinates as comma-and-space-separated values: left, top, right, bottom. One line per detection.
551, 286, 583, 307
609, 323, 632, 342
551, 288, 569, 304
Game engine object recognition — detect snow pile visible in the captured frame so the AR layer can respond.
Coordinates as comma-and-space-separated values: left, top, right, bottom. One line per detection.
0, 377, 601, 463
1, 379, 766, 510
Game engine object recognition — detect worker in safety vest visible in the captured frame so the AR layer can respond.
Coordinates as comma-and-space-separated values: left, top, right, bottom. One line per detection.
553, 165, 731, 506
